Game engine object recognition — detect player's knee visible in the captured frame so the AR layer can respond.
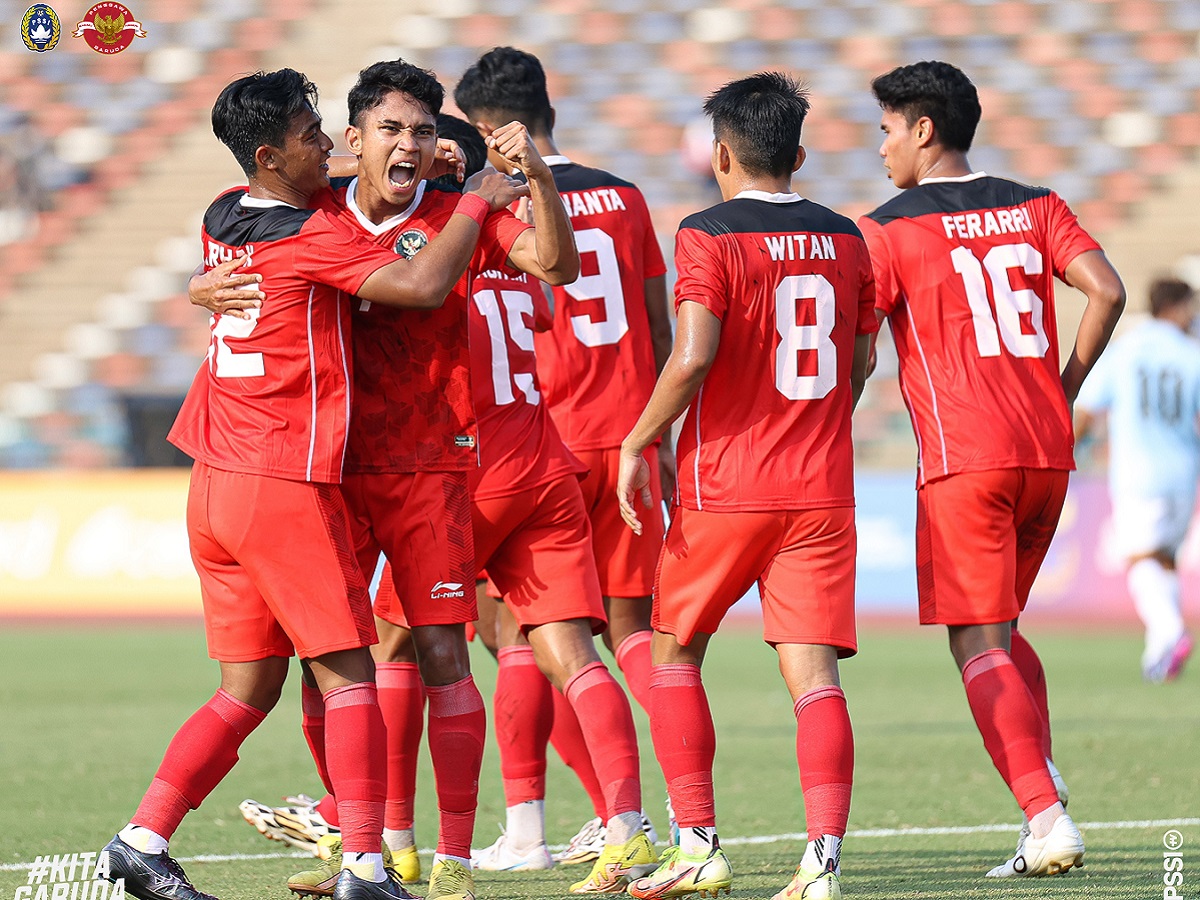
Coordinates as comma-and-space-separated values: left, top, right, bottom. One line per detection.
413, 625, 471, 685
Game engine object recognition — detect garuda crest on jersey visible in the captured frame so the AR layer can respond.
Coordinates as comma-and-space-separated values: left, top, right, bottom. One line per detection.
395, 230, 428, 260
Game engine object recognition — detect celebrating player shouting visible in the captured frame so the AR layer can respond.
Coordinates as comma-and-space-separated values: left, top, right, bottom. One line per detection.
859, 61, 1125, 878
618, 72, 876, 900
104, 68, 525, 900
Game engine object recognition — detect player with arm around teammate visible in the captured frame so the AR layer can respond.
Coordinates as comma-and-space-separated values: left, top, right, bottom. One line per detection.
1075, 277, 1200, 682
102, 68, 525, 900
859, 60, 1125, 879
618, 72, 876, 900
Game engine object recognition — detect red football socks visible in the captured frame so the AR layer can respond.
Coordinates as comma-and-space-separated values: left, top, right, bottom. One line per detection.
323, 682, 386, 853
376, 662, 426, 831
495, 646, 553, 805
793, 686, 854, 839
1008, 629, 1053, 760
563, 661, 642, 819
962, 650, 1060, 820
648, 664, 716, 828
133, 689, 267, 839
549, 687, 607, 818
614, 630, 654, 714
426, 675, 486, 858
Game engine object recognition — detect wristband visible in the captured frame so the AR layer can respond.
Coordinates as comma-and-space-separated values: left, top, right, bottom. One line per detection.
455, 192, 490, 227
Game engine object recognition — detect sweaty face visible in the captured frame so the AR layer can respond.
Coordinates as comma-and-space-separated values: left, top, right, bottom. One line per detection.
878, 108, 921, 190
275, 107, 334, 200
351, 91, 437, 213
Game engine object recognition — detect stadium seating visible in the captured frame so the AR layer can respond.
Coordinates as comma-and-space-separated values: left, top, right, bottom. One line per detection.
2, 0, 1198, 467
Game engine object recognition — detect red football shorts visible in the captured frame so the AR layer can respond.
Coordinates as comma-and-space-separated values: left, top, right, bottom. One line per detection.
653, 505, 857, 656
916, 467, 1069, 626
574, 445, 665, 598
341, 471, 476, 628
186, 463, 376, 662
472, 474, 607, 634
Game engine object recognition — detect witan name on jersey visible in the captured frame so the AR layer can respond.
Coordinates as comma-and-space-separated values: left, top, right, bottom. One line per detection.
764, 233, 838, 262
560, 187, 626, 218
941, 207, 1033, 240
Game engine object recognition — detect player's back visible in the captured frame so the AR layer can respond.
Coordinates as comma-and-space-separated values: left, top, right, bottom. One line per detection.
534, 158, 667, 450
169, 187, 373, 484
673, 194, 876, 512
861, 174, 1102, 484
1085, 318, 1200, 497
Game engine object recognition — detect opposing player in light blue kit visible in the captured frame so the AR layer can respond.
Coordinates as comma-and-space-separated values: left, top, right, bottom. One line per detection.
1076, 276, 1200, 682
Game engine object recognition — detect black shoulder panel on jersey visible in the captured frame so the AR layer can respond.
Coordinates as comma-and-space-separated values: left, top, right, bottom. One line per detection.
329, 176, 355, 191
203, 190, 320, 246
551, 162, 636, 193
865, 176, 1053, 225
424, 179, 464, 197
679, 198, 863, 239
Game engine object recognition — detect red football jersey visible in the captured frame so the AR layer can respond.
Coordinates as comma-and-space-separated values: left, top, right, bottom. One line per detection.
325, 179, 531, 474
673, 191, 878, 512
860, 173, 1102, 486
466, 266, 586, 500
533, 157, 668, 451
169, 188, 398, 483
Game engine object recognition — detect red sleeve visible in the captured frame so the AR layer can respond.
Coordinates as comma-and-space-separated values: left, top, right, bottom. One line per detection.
531, 281, 554, 332
477, 208, 533, 271
631, 189, 667, 279
857, 215, 899, 317
673, 227, 728, 320
292, 209, 399, 293
855, 239, 880, 336
1043, 191, 1103, 281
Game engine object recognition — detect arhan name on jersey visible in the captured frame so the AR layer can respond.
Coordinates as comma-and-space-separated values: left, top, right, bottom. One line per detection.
941, 207, 1033, 241
206, 239, 253, 268
764, 233, 839, 262
560, 187, 626, 218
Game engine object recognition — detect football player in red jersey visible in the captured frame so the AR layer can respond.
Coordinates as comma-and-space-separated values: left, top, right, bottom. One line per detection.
859, 61, 1125, 879
105, 68, 526, 900
455, 46, 673, 861
618, 72, 876, 900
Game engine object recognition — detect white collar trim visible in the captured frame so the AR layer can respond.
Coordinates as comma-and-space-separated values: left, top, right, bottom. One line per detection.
345, 177, 427, 236
239, 194, 297, 209
543, 154, 572, 167
734, 189, 803, 203
918, 171, 988, 185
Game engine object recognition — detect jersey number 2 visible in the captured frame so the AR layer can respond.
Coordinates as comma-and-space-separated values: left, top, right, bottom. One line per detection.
775, 274, 837, 400
211, 307, 265, 378
951, 243, 1050, 359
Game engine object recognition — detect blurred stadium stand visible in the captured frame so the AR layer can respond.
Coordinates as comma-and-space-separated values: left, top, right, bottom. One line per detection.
2, 0, 1199, 468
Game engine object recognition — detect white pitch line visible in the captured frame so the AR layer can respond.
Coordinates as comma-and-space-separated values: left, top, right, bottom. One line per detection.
3, 817, 1196, 873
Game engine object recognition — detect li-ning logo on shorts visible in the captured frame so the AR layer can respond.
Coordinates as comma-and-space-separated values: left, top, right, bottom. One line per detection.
395, 230, 428, 259
22, 4, 61, 51
430, 581, 466, 601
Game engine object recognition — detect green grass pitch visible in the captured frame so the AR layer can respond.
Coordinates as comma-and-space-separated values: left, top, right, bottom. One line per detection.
0, 623, 1194, 899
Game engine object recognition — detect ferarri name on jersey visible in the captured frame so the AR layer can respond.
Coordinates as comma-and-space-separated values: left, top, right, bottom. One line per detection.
941, 207, 1033, 240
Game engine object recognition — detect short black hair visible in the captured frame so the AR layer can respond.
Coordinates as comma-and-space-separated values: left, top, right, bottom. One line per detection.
432, 113, 489, 190
455, 46, 553, 134
871, 60, 981, 153
703, 72, 810, 179
1149, 277, 1194, 317
212, 68, 318, 177
348, 59, 443, 128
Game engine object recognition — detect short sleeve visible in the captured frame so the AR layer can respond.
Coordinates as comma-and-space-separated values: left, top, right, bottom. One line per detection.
292, 210, 398, 294
480, 208, 533, 272
855, 239, 880, 336
858, 215, 900, 317
1043, 191, 1103, 281
673, 226, 728, 320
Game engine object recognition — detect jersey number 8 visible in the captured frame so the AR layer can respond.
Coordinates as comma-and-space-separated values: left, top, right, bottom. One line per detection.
775, 274, 837, 401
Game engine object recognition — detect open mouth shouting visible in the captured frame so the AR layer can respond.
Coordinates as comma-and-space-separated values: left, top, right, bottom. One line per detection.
389, 160, 418, 193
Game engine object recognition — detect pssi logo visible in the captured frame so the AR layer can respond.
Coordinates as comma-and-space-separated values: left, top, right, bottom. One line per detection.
21, 4, 60, 52
73, 2, 146, 54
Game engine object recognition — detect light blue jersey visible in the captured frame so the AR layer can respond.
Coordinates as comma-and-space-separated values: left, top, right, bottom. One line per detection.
1077, 318, 1200, 500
